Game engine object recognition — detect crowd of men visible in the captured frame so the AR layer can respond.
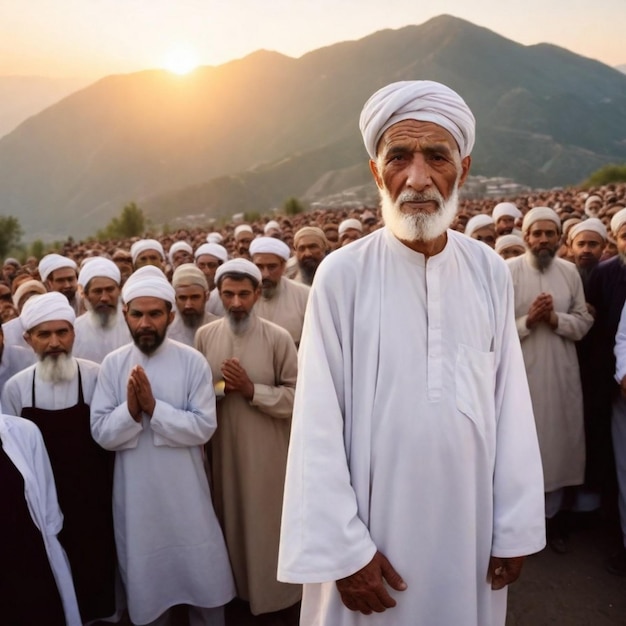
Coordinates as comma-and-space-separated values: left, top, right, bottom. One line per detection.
1, 78, 626, 626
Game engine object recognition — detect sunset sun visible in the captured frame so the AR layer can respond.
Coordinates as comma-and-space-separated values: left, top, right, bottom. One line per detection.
163, 47, 199, 75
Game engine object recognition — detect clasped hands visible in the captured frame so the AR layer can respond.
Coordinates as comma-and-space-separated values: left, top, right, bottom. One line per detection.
127, 365, 156, 422
220, 357, 254, 400
526, 292, 557, 329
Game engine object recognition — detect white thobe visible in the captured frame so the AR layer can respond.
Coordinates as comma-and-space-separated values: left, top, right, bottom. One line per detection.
73, 310, 132, 363
0, 414, 81, 626
2, 316, 29, 350
90, 339, 235, 625
507, 252, 593, 491
167, 311, 218, 347
207, 289, 225, 317
278, 228, 546, 626
0, 345, 36, 395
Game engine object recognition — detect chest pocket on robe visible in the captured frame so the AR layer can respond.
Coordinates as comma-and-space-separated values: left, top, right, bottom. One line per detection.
455, 343, 496, 436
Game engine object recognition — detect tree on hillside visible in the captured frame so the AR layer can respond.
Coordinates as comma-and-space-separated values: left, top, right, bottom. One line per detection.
0, 216, 23, 259
582, 163, 626, 187
29, 239, 46, 261
283, 197, 305, 216
97, 202, 146, 240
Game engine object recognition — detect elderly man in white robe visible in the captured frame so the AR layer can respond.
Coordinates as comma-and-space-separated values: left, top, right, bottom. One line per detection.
278, 80, 545, 626
250, 237, 310, 347
167, 263, 218, 347
91, 266, 235, 626
507, 207, 593, 552
73, 257, 132, 363
1, 292, 117, 623
195, 259, 301, 623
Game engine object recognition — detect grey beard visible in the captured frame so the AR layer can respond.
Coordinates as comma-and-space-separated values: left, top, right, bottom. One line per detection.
89, 308, 117, 329
226, 311, 251, 335
529, 248, 556, 272
38, 353, 77, 384
261, 282, 278, 300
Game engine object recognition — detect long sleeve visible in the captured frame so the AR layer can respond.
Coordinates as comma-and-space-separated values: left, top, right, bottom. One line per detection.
615, 302, 626, 383
553, 270, 594, 341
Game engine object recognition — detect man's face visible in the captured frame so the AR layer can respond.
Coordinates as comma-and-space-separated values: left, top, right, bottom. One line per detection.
496, 216, 516, 236
25, 320, 75, 360
175, 284, 208, 327
571, 232, 605, 270
370, 120, 470, 242
236, 235, 253, 258
499, 245, 526, 260
84, 277, 120, 323
295, 236, 325, 273
252, 253, 285, 299
171, 249, 193, 268
471, 225, 496, 248
219, 277, 260, 326
196, 254, 221, 290
134, 249, 163, 270
2, 263, 17, 282
124, 296, 174, 355
524, 220, 560, 269
47, 267, 78, 303
340, 229, 362, 247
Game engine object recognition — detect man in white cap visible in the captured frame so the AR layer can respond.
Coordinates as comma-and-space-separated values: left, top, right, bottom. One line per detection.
167, 263, 218, 347
195, 259, 301, 623
130, 238, 165, 271
1, 292, 117, 623
73, 257, 132, 363
278, 80, 545, 626
91, 266, 235, 626
584, 195, 604, 218
2, 279, 47, 351
464, 213, 496, 248
264, 220, 283, 239
292, 226, 329, 285
588, 207, 626, 575
495, 234, 526, 260
168, 241, 194, 269
507, 207, 593, 553
38, 253, 80, 313
234, 224, 254, 260
492, 202, 523, 236
250, 237, 309, 346
338, 218, 364, 247
195, 242, 229, 317
568, 218, 607, 288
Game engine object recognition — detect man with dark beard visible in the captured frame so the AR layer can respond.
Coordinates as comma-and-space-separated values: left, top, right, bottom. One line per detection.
507, 207, 593, 554
1, 291, 117, 624
167, 263, 218, 347
250, 237, 309, 346
195, 259, 301, 624
91, 265, 235, 626
73, 257, 131, 363
292, 227, 329, 286
278, 80, 545, 626
568, 218, 607, 289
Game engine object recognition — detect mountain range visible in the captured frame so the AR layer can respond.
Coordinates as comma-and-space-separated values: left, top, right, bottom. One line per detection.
1, 14, 625, 240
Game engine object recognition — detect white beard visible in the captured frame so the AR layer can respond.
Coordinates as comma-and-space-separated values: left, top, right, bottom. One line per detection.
226, 311, 251, 336
380, 183, 459, 242
85, 300, 118, 329
38, 352, 77, 384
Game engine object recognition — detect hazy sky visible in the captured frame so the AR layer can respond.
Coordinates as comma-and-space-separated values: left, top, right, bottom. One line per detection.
1, 0, 624, 78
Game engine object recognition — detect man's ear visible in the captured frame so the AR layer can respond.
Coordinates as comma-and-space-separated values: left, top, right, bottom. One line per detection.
369, 159, 384, 190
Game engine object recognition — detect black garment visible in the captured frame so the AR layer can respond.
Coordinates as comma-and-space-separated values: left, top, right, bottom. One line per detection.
0, 442, 66, 626
21, 366, 116, 623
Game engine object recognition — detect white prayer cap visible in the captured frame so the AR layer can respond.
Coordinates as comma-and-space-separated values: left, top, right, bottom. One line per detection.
78, 257, 121, 289
569, 218, 607, 243
130, 239, 165, 264
215, 259, 262, 286
21, 292, 76, 332
38, 253, 77, 282
234, 224, 253, 239
194, 243, 228, 263
584, 195, 603, 217
359, 80, 476, 160
495, 234, 526, 254
12, 280, 46, 309
338, 218, 363, 236
249, 237, 291, 261
206, 232, 223, 244
610, 208, 626, 236
122, 266, 175, 307
492, 202, 522, 222
172, 263, 208, 290
294, 226, 328, 249
264, 220, 281, 235
522, 207, 561, 233
168, 241, 193, 264
464, 214, 494, 238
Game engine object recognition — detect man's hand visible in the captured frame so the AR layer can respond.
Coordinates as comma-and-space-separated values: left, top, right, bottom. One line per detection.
221, 358, 254, 400
129, 365, 156, 417
488, 556, 525, 590
126, 376, 142, 422
335, 551, 407, 615
526, 293, 553, 328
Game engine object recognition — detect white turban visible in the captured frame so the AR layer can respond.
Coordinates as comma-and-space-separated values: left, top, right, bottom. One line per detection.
12, 280, 47, 309
194, 243, 228, 263
249, 237, 291, 261
611, 208, 626, 236
522, 207, 561, 233
215, 259, 262, 286
38, 254, 77, 282
338, 218, 363, 236
206, 232, 223, 244
495, 234, 526, 254
234, 224, 253, 239
359, 80, 476, 159
172, 263, 208, 290
21, 292, 76, 332
464, 214, 494, 238
584, 195, 603, 217
492, 202, 522, 222
77, 258, 121, 289
168, 241, 193, 264
264, 220, 281, 234
122, 266, 175, 307
130, 239, 164, 264
569, 218, 607, 243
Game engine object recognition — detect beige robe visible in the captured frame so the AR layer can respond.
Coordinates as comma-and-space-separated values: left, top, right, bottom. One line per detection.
254, 277, 309, 346
507, 252, 593, 491
195, 314, 301, 614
